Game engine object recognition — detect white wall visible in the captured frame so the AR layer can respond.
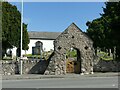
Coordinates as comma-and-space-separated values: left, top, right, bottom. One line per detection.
7, 39, 54, 56
6, 47, 17, 58
25, 39, 54, 55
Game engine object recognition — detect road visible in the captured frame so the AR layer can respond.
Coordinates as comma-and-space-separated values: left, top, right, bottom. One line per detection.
2, 76, 118, 88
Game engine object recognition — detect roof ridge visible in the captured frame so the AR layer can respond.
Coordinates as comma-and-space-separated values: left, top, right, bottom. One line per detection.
28, 31, 61, 40
28, 31, 61, 33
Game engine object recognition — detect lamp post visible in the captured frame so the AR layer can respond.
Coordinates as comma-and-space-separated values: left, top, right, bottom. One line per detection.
20, 0, 23, 75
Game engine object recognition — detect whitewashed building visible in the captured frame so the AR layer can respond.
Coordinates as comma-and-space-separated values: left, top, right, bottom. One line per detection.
27, 31, 61, 55
7, 31, 61, 57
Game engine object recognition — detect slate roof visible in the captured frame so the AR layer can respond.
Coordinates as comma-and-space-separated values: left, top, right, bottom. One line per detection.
28, 31, 61, 40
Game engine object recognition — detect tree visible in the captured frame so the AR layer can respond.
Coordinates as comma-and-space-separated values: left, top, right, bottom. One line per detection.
102, 2, 120, 59
86, 2, 120, 60
86, 18, 106, 54
2, 2, 29, 56
22, 23, 30, 54
0, 1, 2, 59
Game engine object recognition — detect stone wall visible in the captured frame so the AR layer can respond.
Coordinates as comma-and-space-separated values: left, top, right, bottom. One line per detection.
2, 61, 18, 75
2, 60, 48, 75
45, 23, 94, 75
2, 59, 119, 75
44, 52, 56, 75
94, 59, 120, 72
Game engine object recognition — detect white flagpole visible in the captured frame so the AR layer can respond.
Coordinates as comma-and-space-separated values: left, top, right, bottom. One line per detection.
20, 0, 23, 75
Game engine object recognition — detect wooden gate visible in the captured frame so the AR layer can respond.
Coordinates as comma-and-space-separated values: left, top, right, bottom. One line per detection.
66, 59, 80, 74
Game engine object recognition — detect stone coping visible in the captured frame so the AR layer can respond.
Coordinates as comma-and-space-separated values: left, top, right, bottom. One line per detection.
1, 60, 41, 64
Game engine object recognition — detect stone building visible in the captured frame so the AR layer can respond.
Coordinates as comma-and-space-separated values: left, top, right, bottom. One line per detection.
45, 23, 95, 75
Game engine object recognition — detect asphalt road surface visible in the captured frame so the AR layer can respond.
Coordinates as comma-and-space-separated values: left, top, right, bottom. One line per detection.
2, 76, 118, 88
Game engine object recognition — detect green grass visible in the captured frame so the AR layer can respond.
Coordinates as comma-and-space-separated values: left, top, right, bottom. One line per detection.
24, 51, 53, 60
97, 51, 113, 61
24, 54, 42, 58
2, 56, 13, 60
66, 50, 77, 58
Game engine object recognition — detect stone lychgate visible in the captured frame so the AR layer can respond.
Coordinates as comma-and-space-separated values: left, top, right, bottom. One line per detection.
45, 23, 94, 75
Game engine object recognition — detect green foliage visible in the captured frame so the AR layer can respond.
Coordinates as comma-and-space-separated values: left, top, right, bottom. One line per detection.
86, 18, 106, 48
2, 2, 21, 48
97, 51, 113, 61
0, 2, 1, 42
22, 23, 30, 50
86, 2, 120, 60
66, 50, 77, 58
2, 2, 29, 55
25, 54, 41, 58
103, 2, 120, 59
24, 51, 53, 60
3, 56, 13, 60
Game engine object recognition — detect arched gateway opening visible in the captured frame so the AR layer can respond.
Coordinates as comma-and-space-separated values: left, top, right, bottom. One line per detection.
44, 23, 94, 75
66, 47, 81, 74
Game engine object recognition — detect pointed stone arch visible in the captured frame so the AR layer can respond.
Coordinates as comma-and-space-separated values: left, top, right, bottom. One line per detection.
45, 23, 94, 75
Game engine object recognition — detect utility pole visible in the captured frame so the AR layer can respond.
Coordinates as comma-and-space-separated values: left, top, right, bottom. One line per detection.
20, 0, 23, 75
